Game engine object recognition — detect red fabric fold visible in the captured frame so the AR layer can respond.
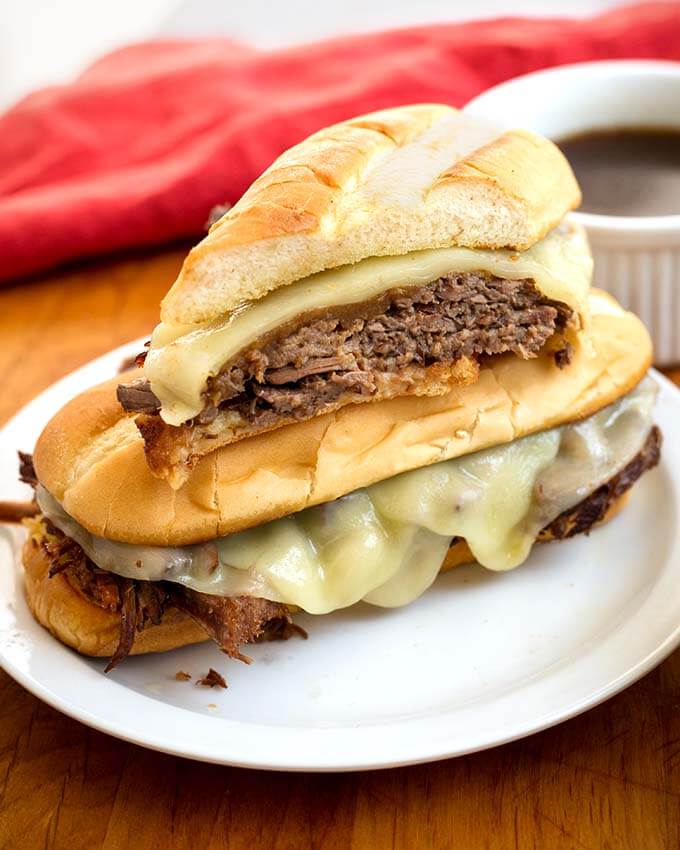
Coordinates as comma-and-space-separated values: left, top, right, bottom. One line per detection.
1, 2, 679, 282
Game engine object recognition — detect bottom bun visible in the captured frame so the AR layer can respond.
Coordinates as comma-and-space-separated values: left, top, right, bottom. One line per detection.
22, 492, 629, 660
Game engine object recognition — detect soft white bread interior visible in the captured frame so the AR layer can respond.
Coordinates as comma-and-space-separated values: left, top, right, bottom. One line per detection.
33, 291, 651, 547
160, 104, 581, 325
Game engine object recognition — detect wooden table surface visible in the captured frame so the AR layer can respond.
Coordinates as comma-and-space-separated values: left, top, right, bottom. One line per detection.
1, 250, 680, 850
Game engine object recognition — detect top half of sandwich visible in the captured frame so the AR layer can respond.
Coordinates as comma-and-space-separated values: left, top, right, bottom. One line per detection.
117, 103, 590, 488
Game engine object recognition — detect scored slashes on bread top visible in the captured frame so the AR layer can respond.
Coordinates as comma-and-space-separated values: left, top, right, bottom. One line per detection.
117, 104, 590, 487
23, 292, 660, 670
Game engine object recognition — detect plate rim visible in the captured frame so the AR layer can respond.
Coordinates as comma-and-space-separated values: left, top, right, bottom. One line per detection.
0, 339, 678, 772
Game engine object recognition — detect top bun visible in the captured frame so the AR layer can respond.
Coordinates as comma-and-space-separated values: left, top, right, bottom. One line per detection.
34, 292, 651, 547
160, 104, 581, 325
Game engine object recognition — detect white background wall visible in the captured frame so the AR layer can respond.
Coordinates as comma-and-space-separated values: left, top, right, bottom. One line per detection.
0, 0, 644, 109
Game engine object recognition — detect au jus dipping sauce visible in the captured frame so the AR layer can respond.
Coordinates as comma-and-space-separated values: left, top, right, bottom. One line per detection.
558, 128, 680, 217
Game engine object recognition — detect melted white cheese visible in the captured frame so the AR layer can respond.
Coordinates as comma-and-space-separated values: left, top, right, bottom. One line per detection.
146, 222, 592, 425
39, 379, 655, 615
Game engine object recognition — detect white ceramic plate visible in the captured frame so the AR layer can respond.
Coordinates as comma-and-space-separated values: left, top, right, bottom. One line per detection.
0, 342, 678, 772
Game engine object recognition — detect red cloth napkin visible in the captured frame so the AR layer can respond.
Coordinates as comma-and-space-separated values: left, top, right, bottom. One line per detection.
1, 2, 679, 283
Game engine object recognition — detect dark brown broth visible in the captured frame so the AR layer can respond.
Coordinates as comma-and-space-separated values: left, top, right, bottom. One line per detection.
558, 128, 680, 216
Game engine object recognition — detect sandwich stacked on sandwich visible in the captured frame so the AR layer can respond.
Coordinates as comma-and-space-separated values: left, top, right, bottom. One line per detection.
21, 291, 660, 669
117, 105, 589, 487
12, 106, 661, 671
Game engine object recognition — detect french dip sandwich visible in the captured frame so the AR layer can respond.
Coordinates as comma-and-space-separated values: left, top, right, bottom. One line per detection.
20, 292, 660, 670
117, 104, 590, 487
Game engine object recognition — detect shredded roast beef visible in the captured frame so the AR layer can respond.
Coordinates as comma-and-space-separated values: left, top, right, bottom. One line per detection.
0, 452, 40, 522
539, 425, 661, 541
18, 452, 37, 488
107, 579, 146, 671
168, 586, 292, 664
115, 376, 159, 413
118, 343, 151, 379
32, 519, 295, 671
103, 579, 171, 671
42, 523, 118, 608
197, 667, 228, 688
27, 427, 660, 671
118, 273, 573, 426
257, 618, 309, 643
0, 453, 39, 522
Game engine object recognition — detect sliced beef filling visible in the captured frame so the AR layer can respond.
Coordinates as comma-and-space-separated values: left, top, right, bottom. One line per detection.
118, 273, 573, 428
25, 427, 661, 671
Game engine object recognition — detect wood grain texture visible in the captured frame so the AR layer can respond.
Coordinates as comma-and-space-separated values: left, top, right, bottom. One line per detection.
1, 251, 679, 850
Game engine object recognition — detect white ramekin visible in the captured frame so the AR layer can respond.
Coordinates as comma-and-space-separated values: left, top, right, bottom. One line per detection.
465, 60, 680, 366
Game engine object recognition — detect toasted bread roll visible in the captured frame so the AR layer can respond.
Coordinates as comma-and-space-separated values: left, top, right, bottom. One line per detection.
162, 105, 581, 324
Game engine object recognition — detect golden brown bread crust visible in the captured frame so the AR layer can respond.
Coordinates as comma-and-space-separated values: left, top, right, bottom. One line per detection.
33, 292, 652, 546
23, 538, 208, 658
160, 104, 581, 324
35, 291, 651, 545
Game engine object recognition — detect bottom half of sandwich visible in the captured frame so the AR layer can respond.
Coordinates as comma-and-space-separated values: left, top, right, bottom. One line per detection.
16, 292, 662, 672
